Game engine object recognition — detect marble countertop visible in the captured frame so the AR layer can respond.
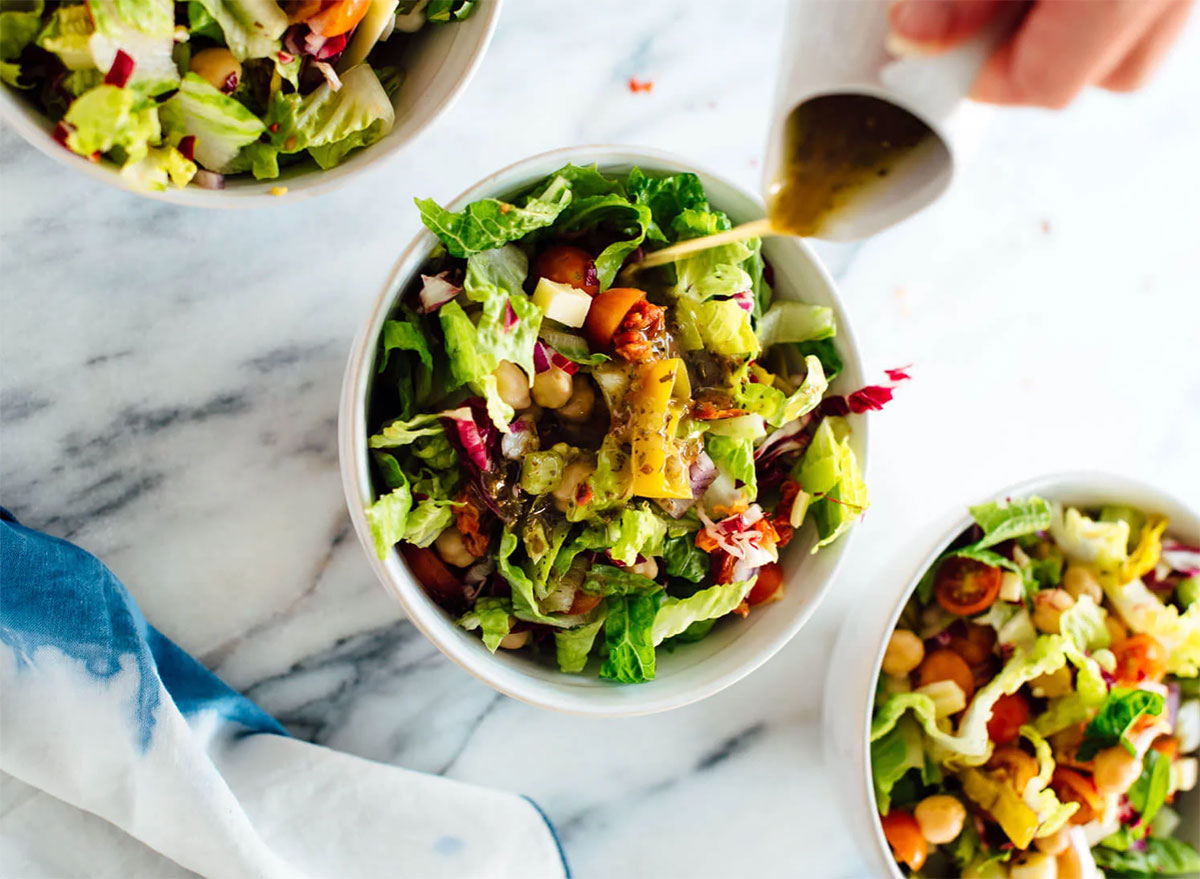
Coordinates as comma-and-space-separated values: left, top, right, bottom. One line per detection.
3, 1, 1199, 876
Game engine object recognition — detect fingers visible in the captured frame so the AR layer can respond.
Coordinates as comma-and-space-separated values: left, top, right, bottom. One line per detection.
972, 0, 1173, 108
888, 0, 1012, 51
1100, 0, 1194, 92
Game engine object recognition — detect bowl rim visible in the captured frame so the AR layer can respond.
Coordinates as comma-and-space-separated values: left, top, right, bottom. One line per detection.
0, 0, 501, 208
337, 142, 869, 716
851, 470, 1200, 877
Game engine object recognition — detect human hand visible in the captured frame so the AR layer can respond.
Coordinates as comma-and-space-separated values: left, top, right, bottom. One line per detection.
887, 0, 1194, 107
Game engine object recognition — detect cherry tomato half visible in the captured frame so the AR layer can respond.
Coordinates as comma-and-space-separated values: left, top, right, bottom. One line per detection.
306, 0, 370, 36
747, 562, 784, 606
401, 545, 464, 612
568, 591, 603, 616
584, 287, 645, 349
987, 692, 1031, 746
948, 623, 998, 666
1112, 633, 1167, 686
917, 648, 976, 702
935, 556, 1003, 616
879, 810, 927, 871
534, 245, 599, 296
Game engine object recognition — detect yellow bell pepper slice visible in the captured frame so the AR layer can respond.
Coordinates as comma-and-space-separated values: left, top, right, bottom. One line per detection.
630, 358, 692, 499
1122, 514, 1169, 582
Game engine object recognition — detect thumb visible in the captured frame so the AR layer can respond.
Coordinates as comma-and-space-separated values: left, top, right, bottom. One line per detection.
888, 0, 1010, 53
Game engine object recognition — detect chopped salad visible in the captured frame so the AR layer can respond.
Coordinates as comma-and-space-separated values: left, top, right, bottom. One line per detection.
872, 497, 1200, 878
0, 0, 474, 191
364, 162, 890, 683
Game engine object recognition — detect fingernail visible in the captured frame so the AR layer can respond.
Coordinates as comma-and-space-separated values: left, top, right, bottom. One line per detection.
885, 31, 940, 58
889, 0, 956, 42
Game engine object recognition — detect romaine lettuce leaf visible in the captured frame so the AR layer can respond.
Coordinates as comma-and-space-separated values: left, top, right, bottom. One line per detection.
969, 497, 1053, 549
555, 191, 652, 290
624, 167, 710, 241
1103, 575, 1200, 675
662, 534, 707, 583
736, 356, 827, 427
402, 499, 455, 548
795, 416, 867, 550
1092, 837, 1200, 876
582, 564, 659, 597
554, 613, 606, 673
602, 506, 667, 567
705, 434, 756, 497
651, 579, 755, 645
871, 714, 928, 814
457, 597, 512, 653
368, 412, 445, 448
756, 301, 836, 348
366, 478, 412, 559
0, 1, 42, 61
63, 84, 160, 163
86, 0, 179, 96
119, 144, 197, 190
161, 73, 266, 173
190, 0, 287, 60
686, 297, 759, 357
1058, 593, 1110, 652
600, 591, 662, 683
417, 173, 572, 258
1051, 504, 1130, 571
792, 338, 843, 382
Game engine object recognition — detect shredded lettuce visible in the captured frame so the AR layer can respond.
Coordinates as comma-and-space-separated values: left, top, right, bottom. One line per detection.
1, 1, 45, 61
1051, 504, 1130, 571
368, 412, 445, 448
969, 497, 1053, 548
795, 416, 867, 550
457, 598, 513, 653
190, 0, 287, 60
63, 84, 159, 162
161, 73, 266, 173
554, 613, 606, 673
704, 434, 757, 498
86, 0, 179, 96
756, 301, 836, 348
1059, 593, 1111, 652
651, 579, 754, 645
871, 715, 930, 814
417, 174, 572, 258
600, 592, 662, 683
365, 481, 412, 559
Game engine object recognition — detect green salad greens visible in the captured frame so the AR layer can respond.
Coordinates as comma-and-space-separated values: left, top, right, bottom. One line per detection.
0, 0, 474, 191
871, 497, 1200, 877
364, 162, 896, 683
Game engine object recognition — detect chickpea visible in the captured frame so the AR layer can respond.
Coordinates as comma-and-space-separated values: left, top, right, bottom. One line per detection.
882, 629, 925, 677
498, 629, 530, 650
1030, 666, 1073, 699
552, 460, 594, 512
1062, 564, 1103, 604
1033, 589, 1075, 634
493, 360, 531, 409
1093, 745, 1142, 794
532, 366, 573, 408
189, 47, 242, 94
1105, 613, 1129, 647
434, 527, 476, 568
1035, 826, 1071, 856
630, 557, 658, 580
557, 376, 595, 422
1010, 851, 1058, 879
913, 794, 966, 845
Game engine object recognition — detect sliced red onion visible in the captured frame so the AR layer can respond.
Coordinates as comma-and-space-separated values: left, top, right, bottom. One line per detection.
312, 60, 342, 91
104, 50, 135, 88
283, 24, 307, 55
304, 30, 327, 56
730, 558, 760, 584
501, 418, 537, 460
731, 291, 754, 313
314, 32, 348, 61
442, 407, 490, 471
192, 169, 225, 190
689, 451, 718, 496
550, 351, 578, 375
177, 135, 196, 161
464, 556, 495, 587
532, 342, 552, 373
419, 272, 460, 313
52, 121, 72, 148
277, 50, 295, 64
503, 301, 518, 332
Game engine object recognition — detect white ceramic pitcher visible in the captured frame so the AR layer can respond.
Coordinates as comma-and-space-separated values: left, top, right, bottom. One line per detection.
764, 0, 1008, 241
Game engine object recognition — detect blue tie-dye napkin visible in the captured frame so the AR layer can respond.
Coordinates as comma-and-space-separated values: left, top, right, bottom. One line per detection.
0, 510, 568, 879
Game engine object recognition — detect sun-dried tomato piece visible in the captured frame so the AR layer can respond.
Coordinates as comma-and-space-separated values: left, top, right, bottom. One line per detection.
454, 491, 491, 557
692, 401, 746, 421
613, 300, 667, 363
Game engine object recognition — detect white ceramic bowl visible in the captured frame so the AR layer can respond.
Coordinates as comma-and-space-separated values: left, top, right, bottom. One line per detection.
338, 144, 869, 716
0, 2, 500, 207
823, 471, 1200, 878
